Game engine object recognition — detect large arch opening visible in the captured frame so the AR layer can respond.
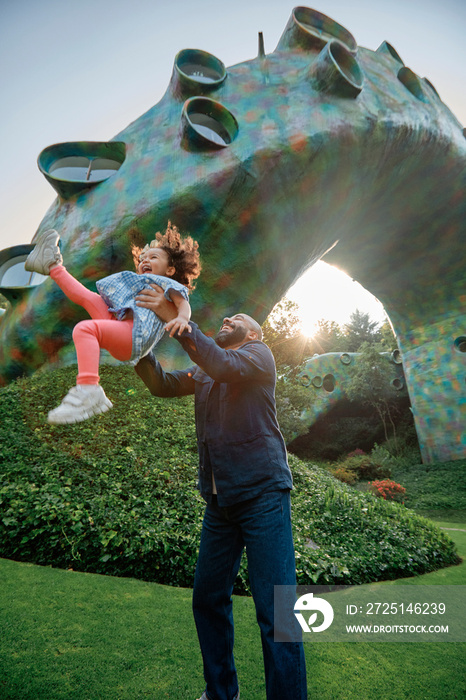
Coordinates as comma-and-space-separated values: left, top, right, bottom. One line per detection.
285, 261, 387, 337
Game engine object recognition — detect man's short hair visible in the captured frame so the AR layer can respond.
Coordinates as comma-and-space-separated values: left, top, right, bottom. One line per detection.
240, 314, 263, 341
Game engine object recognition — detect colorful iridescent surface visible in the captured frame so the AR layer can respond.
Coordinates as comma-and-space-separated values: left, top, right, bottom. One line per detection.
298, 350, 408, 428
0, 7, 464, 463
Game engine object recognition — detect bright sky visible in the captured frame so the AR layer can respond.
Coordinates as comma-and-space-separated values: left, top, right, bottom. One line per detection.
1, 0, 465, 333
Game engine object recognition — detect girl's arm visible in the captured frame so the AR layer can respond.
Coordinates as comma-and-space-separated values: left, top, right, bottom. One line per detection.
164, 290, 191, 337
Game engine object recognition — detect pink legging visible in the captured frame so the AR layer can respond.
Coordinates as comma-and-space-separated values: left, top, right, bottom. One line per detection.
50, 265, 133, 385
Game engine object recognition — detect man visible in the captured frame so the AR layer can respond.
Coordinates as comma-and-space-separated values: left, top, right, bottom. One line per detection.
135, 287, 307, 700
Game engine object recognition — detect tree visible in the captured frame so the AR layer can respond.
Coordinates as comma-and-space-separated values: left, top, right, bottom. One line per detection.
379, 319, 398, 352
307, 319, 348, 355
0, 293, 8, 310
262, 298, 310, 374
262, 298, 313, 443
346, 342, 399, 448
344, 309, 381, 351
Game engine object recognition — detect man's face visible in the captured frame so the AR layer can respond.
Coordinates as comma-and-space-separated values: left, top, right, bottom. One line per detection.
215, 314, 252, 348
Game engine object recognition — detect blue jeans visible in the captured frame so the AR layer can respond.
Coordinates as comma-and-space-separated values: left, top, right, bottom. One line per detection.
192, 490, 307, 700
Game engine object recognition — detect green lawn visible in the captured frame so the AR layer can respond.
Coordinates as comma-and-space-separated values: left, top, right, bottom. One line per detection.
1, 516, 464, 700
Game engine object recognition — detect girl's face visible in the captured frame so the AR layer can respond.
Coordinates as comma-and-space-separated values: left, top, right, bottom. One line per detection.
138, 247, 175, 277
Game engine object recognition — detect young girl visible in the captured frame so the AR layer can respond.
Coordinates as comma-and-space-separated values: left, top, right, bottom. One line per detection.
25, 222, 201, 425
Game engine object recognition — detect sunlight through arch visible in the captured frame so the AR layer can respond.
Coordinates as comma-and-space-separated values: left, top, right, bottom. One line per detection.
286, 261, 387, 337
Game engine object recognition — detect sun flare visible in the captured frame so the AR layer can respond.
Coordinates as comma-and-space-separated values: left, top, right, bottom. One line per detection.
286, 261, 386, 337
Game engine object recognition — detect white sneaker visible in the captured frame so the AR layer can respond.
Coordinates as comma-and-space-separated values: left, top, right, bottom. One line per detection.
25, 228, 63, 274
48, 385, 113, 424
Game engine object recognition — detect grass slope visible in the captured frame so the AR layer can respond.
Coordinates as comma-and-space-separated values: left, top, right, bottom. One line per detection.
391, 459, 466, 515
0, 365, 460, 590
0, 520, 464, 700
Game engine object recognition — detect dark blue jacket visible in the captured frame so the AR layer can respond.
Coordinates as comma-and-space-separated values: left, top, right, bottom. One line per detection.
135, 322, 293, 506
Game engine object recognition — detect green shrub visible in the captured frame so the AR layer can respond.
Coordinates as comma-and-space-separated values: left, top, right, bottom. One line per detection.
290, 459, 459, 585
382, 419, 421, 461
0, 365, 202, 587
0, 365, 460, 591
331, 466, 358, 485
370, 443, 396, 470
336, 453, 391, 481
390, 459, 466, 511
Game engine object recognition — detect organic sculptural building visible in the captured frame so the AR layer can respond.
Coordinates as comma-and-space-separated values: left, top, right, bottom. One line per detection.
0, 7, 464, 463
298, 349, 408, 429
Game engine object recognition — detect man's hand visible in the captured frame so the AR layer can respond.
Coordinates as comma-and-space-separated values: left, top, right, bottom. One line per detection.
135, 284, 177, 322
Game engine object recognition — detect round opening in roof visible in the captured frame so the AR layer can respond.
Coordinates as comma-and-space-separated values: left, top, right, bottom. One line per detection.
310, 39, 363, 97
293, 6, 357, 53
300, 372, 311, 387
0, 245, 46, 289
182, 98, 238, 149
176, 49, 226, 87
391, 377, 404, 391
329, 41, 362, 87
322, 374, 336, 392
0, 244, 47, 303
49, 156, 90, 182
397, 67, 427, 102
376, 41, 404, 65
48, 156, 123, 183
38, 141, 126, 198
454, 336, 466, 353
423, 77, 439, 97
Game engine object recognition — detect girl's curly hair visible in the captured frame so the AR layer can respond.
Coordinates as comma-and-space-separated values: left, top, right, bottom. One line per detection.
136, 221, 201, 291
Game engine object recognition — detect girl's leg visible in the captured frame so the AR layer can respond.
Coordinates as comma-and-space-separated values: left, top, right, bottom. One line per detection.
45, 265, 135, 424
73, 318, 134, 385
47, 318, 133, 424
50, 265, 132, 382
50, 265, 112, 319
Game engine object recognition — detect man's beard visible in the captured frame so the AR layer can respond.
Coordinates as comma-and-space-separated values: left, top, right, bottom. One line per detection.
215, 325, 248, 348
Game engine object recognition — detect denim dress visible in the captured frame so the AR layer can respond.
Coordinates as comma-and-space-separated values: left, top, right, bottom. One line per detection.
96, 271, 188, 363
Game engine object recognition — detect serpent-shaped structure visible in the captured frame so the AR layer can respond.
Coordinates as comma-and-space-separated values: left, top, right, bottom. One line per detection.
298, 349, 408, 428
0, 7, 464, 463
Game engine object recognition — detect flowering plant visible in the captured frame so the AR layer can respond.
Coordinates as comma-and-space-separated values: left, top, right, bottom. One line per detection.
369, 479, 406, 503
346, 449, 366, 458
